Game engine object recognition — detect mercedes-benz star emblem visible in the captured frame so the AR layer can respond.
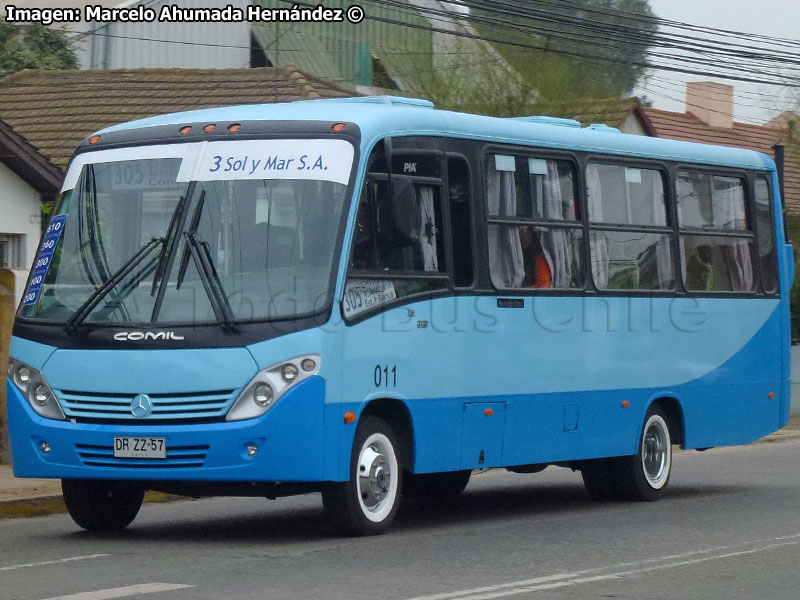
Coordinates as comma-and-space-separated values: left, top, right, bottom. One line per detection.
131, 394, 153, 418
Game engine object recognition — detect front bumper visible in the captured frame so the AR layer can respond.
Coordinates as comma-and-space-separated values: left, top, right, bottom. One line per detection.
7, 376, 327, 482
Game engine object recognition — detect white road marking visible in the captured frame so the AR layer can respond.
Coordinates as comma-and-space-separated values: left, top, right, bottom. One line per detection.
1, 554, 110, 572
406, 533, 800, 600
39, 583, 193, 600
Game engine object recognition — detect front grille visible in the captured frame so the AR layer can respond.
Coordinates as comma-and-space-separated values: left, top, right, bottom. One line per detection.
75, 443, 209, 469
57, 389, 237, 423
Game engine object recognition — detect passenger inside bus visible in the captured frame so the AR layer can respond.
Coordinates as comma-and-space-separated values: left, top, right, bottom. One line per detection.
519, 227, 552, 288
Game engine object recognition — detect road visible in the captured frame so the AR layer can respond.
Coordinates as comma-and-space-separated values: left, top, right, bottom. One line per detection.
1, 439, 799, 600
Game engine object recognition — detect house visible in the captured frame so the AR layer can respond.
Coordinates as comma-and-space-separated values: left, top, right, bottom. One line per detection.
0, 66, 357, 296
23, 0, 519, 96
534, 83, 799, 217
0, 120, 62, 306
633, 82, 800, 216
11, 0, 252, 70
527, 97, 644, 134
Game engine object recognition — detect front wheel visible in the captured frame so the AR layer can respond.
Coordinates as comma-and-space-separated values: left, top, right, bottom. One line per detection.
322, 416, 403, 536
62, 479, 144, 531
615, 406, 673, 501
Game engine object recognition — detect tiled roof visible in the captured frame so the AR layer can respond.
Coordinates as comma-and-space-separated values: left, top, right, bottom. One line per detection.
0, 67, 356, 170
531, 97, 640, 128
637, 106, 800, 215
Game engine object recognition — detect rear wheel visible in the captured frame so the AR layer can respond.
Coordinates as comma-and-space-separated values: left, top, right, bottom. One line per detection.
580, 405, 673, 501
62, 479, 144, 531
402, 470, 471, 501
323, 416, 402, 536
614, 405, 673, 501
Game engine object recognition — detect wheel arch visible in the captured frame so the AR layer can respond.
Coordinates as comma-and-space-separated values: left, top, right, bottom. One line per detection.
648, 395, 686, 448
359, 397, 415, 471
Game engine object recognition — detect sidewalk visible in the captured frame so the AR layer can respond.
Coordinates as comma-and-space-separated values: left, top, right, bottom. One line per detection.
2, 415, 799, 520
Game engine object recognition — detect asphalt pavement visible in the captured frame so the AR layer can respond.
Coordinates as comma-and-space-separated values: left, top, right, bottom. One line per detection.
1, 437, 800, 600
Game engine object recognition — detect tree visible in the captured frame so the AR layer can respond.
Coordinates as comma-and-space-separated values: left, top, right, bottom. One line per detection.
417, 0, 657, 116
475, 0, 656, 100
0, 23, 78, 76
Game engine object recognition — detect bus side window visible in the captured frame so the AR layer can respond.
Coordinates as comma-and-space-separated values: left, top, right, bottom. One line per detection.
448, 157, 474, 287
486, 154, 583, 290
754, 176, 778, 293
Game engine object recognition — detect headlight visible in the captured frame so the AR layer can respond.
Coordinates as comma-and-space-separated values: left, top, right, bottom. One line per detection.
226, 354, 320, 422
6, 357, 66, 421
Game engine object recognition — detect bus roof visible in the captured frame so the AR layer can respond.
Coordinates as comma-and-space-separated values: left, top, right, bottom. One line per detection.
97, 96, 774, 172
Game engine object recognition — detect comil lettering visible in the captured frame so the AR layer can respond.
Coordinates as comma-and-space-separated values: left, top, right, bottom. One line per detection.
114, 331, 186, 341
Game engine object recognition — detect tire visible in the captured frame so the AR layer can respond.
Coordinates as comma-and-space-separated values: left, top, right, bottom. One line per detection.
323, 416, 402, 536
580, 459, 619, 501
402, 470, 471, 501
61, 479, 144, 532
614, 405, 673, 501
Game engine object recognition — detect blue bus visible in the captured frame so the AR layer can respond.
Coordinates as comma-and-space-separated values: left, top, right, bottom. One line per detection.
6, 97, 792, 535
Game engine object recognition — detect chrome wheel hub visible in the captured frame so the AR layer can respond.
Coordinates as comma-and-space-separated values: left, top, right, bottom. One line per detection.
358, 444, 391, 510
642, 419, 669, 486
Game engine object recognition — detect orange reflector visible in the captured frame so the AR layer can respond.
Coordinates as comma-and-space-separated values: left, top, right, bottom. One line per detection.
179, 126, 192, 135
621, 401, 630, 408
88, 135, 100, 145
332, 122, 346, 132
484, 408, 494, 417
343, 411, 356, 424
228, 123, 241, 133
203, 124, 216, 134
768, 392, 776, 399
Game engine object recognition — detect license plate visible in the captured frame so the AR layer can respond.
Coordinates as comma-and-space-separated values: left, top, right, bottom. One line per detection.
113, 437, 166, 459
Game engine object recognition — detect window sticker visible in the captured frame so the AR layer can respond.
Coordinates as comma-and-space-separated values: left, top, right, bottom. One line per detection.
343, 279, 397, 318
624, 167, 642, 184
494, 155, 516, 172
528, 158, 548, 175
22, 215, 67, 306
184, 139, 354, 185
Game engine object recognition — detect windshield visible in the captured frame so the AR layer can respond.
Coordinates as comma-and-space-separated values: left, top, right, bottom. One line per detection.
20, 139, 354, 326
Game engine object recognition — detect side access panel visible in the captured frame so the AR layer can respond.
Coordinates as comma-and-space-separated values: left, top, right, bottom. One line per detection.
460, 402, 506, 469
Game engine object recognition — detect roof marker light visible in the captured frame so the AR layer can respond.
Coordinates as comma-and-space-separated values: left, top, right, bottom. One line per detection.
179, 126, 192, 135
228, 123, 241, 133
203, 124, 216, 134
88, 135, 100, 145
332, 123, 346, 132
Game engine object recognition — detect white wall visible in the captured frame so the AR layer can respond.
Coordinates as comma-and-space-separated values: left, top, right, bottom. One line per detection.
0, 162, 42, 270
790, 346, 800, 415
73, 0, 251, 70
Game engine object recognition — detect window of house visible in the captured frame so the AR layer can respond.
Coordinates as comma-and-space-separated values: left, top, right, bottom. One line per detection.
486, 154, 583, 290
677, 170, 755, 293
587, 163, 674, 291
0, 234, 23, 269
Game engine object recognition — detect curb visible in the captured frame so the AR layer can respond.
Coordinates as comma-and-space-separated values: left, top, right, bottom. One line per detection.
0, 491, 182, 521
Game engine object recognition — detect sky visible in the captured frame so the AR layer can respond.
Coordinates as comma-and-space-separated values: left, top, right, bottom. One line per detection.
632, 0, 799, 124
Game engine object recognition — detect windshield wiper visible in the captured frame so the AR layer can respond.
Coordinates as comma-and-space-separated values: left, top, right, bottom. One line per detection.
66, 185, 195, 331
149, 183, 196, 321
65, 238, 162, 331
183, 231, 235, 330
175, 190, 206, 290
150, 189, 192, 297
